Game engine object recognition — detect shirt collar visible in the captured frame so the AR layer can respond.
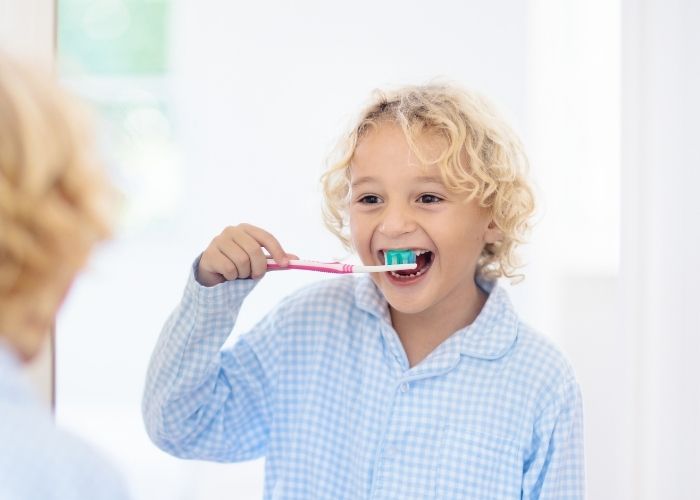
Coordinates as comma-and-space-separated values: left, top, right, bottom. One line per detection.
458, 275, 520, 359
353, 274, 519, 360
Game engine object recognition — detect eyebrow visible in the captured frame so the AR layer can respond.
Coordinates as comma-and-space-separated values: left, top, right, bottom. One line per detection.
350, 175, 445, 188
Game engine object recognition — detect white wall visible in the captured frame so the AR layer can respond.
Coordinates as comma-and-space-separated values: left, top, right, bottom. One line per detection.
0, 0, 54, 67
526, 2, 623, 498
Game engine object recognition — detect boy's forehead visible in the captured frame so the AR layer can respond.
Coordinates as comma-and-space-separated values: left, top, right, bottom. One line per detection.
349, 122, 458, 187
349, 164, 446, 186
355, 125, 450, 165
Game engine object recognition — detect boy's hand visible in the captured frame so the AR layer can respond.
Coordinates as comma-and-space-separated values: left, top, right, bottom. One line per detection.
196, 224, 298, 287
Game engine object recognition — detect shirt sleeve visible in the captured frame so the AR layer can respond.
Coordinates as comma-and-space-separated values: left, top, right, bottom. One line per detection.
0, 439, 132, 500
1, 392, 132, 500
141, 256, 277, 462
521, 376, 585, 500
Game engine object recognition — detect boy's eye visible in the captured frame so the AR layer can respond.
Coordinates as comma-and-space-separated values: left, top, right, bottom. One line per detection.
358, 195, 381, 204
418, 194, 443, 204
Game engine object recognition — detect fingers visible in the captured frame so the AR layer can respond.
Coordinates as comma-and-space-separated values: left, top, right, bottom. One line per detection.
213, 247, 240, 281
197, 244, 233, 286
216, 240, 249, 279
199, 224, 294, 284
241, 224, 290, 267
227, 228, 267, 278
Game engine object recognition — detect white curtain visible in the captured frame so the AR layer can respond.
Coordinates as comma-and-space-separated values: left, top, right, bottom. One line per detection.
622, 0, 700, 498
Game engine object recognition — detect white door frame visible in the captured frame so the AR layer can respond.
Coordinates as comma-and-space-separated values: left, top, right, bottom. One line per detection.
0, 0, 57, 410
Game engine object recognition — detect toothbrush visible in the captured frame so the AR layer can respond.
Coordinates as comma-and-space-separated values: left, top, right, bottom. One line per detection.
266, 249, 417, 274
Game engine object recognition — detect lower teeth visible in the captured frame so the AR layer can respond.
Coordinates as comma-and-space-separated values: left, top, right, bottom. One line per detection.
390, 266, 428, 279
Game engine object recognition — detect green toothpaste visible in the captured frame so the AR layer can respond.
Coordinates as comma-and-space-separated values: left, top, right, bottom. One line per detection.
384, 249, 416, 266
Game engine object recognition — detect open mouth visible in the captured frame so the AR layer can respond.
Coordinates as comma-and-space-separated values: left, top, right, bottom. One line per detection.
379, 249, 434, 281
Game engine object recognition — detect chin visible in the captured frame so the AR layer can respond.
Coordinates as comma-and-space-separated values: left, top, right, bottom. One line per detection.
388, 303, 427, 316
3, 336, 44, 364
381, 291, 431, 316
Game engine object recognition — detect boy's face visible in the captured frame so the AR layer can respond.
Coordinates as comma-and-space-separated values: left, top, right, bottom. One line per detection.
348, 123, 501, 320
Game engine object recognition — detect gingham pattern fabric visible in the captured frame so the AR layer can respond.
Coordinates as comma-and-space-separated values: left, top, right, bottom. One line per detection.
0, 342, 130, 500
143, 260, 585, 499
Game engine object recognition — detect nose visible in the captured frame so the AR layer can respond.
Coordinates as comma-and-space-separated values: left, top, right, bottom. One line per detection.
378, 203, 417, 237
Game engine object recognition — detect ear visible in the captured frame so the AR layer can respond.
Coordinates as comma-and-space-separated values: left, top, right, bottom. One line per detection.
484, 220, 504, 244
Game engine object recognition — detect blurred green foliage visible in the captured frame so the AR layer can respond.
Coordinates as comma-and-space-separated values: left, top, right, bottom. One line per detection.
58, 0, 170, 75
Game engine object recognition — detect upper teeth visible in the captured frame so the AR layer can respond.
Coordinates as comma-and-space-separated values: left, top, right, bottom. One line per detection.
381, 250, 430, 257
381, 249, 429, 255
380, 249, 430, 257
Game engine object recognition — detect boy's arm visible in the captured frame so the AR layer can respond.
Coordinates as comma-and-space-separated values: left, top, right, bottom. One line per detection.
141, 257, 274, 462
521, 376, 585, 500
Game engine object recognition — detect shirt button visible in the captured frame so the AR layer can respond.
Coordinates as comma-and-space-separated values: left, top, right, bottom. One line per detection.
399, 382, 409, 393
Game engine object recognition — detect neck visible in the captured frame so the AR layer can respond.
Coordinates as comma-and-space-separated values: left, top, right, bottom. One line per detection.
390, 280, 487, 367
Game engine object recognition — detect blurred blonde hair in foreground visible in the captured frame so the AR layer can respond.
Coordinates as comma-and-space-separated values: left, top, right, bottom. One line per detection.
0, 52, 116, 360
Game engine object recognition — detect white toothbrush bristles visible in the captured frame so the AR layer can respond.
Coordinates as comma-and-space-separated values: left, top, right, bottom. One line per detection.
354, 263, 418, 273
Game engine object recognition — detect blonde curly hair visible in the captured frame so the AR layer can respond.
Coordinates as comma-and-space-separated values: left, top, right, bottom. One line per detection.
321, 83, 536, 283
0, 54, 116, 342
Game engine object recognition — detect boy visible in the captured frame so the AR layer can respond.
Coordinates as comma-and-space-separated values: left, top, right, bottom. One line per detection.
143, 84, 584, 499
0, 53, 129, 500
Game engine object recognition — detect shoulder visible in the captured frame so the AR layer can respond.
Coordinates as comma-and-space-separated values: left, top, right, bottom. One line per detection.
514, 323, 577, 380
0, 399, 128, 499
509, 322, 581, 409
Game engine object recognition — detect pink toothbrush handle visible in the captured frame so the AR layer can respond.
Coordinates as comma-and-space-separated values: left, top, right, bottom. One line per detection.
266, 259, 354, 274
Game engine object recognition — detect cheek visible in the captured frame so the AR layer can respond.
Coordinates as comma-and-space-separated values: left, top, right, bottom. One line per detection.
434, 226, 485, 260
348, 213, 368, 251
